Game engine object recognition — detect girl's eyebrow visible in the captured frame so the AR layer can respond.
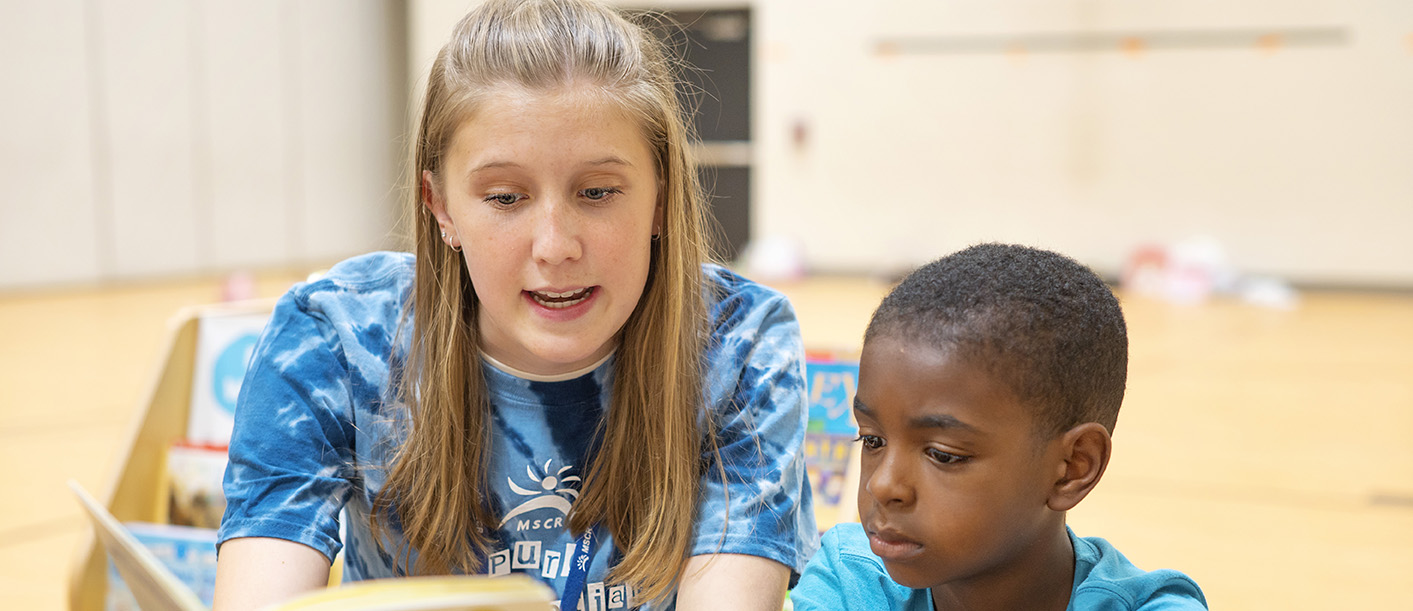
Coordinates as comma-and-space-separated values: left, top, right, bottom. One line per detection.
584, 156, 633, 168
468, 156, 634, 176
468, 160, 522, 175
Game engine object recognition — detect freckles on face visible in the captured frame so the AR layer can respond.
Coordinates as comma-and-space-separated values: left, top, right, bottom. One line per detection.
853, 336, 1058, 590
432, 86, 661, 376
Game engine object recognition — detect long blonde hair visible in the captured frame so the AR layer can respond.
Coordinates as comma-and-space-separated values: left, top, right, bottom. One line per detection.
372, 0, 714, 602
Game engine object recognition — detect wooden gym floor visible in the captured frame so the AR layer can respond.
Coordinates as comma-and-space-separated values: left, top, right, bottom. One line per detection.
1, 268, 1409, 609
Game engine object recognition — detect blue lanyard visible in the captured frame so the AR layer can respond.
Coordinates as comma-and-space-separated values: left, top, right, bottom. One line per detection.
558, 527, 598, 610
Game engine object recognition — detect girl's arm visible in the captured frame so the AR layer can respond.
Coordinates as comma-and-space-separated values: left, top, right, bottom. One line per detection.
213, 537, 331, 611
675, 553, 790, 611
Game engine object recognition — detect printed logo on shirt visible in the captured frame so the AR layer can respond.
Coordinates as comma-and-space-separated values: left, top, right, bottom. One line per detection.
554, 581, 635, 611
485, 540, 636, 608
500, 459, 580, 531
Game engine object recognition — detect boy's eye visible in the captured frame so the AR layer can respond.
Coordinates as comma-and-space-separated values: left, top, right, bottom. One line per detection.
484, 193, 524, 207
925, 448, 968, 465
580, 187, 621, 201
854, 434, 884, 450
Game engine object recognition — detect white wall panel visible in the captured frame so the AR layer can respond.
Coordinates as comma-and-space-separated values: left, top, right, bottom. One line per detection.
0, 0, 103, 288
201, 0, 294, 269
11, 0, 1404, 289
755, 0, 1413, 286
295, 0, 403, 262
97, 0, 202, 279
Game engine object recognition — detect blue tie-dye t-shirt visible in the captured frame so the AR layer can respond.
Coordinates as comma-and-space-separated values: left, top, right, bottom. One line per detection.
218, 252, 818, 609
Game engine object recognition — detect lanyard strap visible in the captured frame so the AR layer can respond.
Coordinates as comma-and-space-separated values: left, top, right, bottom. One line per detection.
559, 527, 598, 610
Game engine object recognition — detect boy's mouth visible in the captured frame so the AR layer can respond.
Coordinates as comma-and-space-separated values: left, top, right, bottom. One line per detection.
529, 287, 594, 309
866, 526, 924, 561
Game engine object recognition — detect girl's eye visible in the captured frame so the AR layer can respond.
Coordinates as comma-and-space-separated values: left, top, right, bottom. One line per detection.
581, 187, 621, 201
854, 434, 884, 450
926, 448, 969, 465
484, 193, 523, 207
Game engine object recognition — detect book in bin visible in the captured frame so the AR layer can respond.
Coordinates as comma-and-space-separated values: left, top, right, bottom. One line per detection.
70, 481, 554, 611
802, 354, 862, 531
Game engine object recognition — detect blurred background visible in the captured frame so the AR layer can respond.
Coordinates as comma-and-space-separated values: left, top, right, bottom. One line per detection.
1, 0, 1410, 609
4, 0, 1412, 289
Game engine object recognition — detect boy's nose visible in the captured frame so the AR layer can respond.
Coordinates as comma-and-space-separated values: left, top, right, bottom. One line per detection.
531, 199, 583, 265
864, 452, 915, 507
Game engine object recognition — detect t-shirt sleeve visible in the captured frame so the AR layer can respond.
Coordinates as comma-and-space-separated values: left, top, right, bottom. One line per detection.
1133, 574, 1208, 610
1137, 590, 1210, 611
216, 290, 358, 562
789, 526, 849, 610
690, 287, 820, 580
791, 525, 904, 611
1072, 565, 1209, 610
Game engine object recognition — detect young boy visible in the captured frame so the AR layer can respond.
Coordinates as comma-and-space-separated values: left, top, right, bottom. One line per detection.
791, 244, 1206, 610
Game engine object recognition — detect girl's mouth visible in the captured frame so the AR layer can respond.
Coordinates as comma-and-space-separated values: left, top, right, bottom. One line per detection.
529, 287, 594, 309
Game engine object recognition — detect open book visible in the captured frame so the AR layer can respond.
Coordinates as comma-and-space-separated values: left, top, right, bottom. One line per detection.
69, 481, 554, 610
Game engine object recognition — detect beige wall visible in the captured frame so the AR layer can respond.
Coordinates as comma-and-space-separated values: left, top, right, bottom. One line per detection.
8, 1, 1407, 289
406, 0, 1412, 286
754, 0, 1413, 285
0, 0, 407, 290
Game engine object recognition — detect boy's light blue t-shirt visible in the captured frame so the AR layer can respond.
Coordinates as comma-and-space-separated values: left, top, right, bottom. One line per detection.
791, 523, 1207, 611
217, 252, 819, 609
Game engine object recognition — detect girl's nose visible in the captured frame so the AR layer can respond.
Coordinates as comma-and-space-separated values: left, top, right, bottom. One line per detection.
531, 198, 583, 265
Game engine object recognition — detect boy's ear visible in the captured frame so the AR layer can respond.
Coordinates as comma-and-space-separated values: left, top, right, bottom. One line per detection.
1046, 422, 1112, 512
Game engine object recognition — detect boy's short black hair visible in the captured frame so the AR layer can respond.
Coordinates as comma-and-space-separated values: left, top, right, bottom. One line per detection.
865, 243, 1128, 436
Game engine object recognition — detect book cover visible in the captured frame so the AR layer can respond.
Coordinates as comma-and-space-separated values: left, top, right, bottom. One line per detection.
105, 522, 219, 610
804, 357, 858, 436
164, 443, 229, 529
70, 481, 556, 611
71, 480, 209, 611
187, 311, 270, 446
274, 576, 554, 611
802, 356, 862, 530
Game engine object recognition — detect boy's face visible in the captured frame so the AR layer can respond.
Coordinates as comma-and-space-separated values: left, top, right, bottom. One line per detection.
854, 336, 1065, 591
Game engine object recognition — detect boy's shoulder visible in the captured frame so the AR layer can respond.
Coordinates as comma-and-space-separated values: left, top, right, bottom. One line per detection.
791, 524, 932, 611
1070, 529, 1208, 610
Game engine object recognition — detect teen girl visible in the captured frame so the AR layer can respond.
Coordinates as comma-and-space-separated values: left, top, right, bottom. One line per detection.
212, 0, 817, 609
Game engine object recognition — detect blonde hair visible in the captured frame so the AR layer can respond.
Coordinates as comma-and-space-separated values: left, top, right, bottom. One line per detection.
372, 0, 714, 602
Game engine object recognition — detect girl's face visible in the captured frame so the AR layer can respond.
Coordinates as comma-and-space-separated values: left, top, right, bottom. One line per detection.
424, 86, 661, 376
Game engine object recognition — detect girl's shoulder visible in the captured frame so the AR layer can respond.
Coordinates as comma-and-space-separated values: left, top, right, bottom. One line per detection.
701, 262, 795, 326
302, 251, 415, 294
285, 252, 413, 304
275, 251, 414, 329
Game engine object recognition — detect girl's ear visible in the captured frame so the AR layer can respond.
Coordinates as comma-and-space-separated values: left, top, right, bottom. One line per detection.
652, 177, 665, 237
1046, 422, 1112, 512
422, 170, 451, 225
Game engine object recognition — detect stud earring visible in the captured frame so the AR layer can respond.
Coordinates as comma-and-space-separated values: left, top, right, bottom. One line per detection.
440, 229, 461, 252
